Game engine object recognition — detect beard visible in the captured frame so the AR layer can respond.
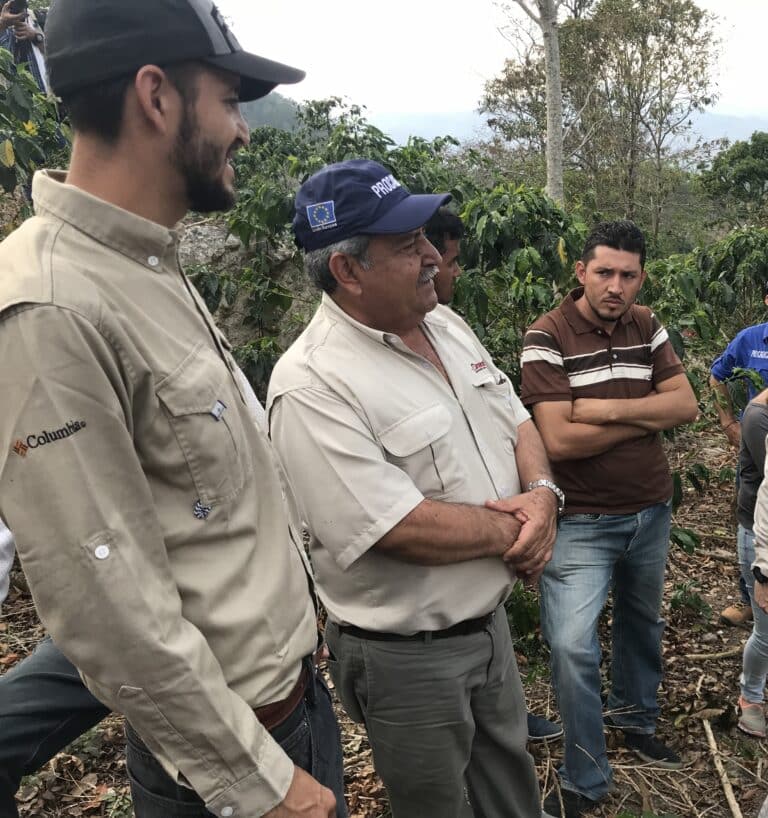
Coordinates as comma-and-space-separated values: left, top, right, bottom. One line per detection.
171, 106, 237, 214
584, 291, 629, 323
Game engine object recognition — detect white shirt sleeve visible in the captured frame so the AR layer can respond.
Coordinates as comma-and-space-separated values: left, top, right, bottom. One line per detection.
0, 518, 15, 607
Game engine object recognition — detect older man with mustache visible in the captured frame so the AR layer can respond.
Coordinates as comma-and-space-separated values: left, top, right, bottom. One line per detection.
267, 159, 560, 818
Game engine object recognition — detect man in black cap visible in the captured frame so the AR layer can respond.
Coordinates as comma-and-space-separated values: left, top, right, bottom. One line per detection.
267, 159, 560, 818
0, 2, 342, 817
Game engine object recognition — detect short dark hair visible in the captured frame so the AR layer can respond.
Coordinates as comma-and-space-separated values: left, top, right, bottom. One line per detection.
425, 206, 464, 255
60, 62, 202, 144
582, 220, 646, 268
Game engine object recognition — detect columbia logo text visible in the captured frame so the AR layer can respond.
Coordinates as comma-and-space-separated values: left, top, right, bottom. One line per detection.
12, 420, 87, 456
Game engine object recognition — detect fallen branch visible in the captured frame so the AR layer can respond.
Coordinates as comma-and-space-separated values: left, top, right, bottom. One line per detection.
685, 647, 741, 661
703, 719, 743, 818
706, 548, 736, 563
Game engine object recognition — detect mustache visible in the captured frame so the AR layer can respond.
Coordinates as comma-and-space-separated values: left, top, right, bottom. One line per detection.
417, 265, 438, 285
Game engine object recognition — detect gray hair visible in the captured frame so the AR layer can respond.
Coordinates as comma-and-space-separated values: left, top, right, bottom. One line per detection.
304, 236, 371, 294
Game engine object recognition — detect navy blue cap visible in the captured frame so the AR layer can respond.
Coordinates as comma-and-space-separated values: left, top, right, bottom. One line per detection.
293, 159, 451, 252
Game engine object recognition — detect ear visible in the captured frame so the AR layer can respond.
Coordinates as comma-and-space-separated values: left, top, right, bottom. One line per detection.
328, 252, 363, 296
575, 260, 587, 285
132, 65, 179, 136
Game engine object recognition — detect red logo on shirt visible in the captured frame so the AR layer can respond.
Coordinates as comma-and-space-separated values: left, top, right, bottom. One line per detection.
12, 439, 28, 457
471, 361, 488, 373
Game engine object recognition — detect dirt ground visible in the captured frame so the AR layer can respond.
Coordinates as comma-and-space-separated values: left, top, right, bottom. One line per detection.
2, 426, 766, 818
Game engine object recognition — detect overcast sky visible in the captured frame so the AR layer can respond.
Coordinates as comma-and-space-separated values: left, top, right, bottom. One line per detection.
215, 0, 761, 118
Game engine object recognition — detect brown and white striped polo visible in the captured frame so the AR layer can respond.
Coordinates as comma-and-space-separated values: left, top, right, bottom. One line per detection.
521, 288, 684, 514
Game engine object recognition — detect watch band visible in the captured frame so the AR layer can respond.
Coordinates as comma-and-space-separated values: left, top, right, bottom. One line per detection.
527, 479, 565, 515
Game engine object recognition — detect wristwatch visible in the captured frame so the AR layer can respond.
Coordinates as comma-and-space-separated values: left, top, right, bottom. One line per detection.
527, 479, 565, 515
753, 566, 768, 585
33, 32, 43, 45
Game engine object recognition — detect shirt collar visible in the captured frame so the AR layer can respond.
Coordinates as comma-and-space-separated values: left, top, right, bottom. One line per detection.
320, 293, 448, 344
32, 170, 181, 270
561, 287, 636, 334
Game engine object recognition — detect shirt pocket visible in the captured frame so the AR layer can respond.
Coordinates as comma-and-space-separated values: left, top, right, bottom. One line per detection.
156, 343, 247, 506
474, 379, 519, 454
377, 404, 462, 498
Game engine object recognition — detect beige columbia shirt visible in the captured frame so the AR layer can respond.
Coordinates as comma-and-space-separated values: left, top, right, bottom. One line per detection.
0, 172, 318, 818
267, 295, 530, 634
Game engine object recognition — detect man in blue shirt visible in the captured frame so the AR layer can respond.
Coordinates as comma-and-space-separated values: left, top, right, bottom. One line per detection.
711, 287, 768, 626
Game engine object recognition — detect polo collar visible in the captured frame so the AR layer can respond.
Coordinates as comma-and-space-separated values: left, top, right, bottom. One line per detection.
32, 170, 181, 271
561, 287, 636, 334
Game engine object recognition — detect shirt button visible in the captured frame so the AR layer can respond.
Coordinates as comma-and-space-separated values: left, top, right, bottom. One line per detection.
221, 808, 234, 817
147, 255, 160, 267
612, 354, 618, 359
94, 545, 110, 560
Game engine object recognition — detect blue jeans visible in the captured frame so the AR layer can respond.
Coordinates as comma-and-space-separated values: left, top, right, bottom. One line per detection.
540, 501, 672, 801
0, 637, 109, 818
737, 525, 768, 703
126, 660, 347, 817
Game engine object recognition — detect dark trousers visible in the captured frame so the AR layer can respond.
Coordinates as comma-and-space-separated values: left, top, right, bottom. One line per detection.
126, 661, 347, 817
0, 637, 109, 818
0, 641, 346, 818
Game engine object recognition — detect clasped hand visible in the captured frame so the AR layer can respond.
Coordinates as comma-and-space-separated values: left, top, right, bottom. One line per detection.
485, 488, 557, 581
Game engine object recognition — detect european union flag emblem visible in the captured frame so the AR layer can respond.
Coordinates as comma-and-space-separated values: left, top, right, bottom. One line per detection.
307, 201, 337, 232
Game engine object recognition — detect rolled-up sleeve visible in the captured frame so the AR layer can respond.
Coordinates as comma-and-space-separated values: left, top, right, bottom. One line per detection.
269, 387, 424, 570
710, 336, 740, 382
0, 305, 293, 818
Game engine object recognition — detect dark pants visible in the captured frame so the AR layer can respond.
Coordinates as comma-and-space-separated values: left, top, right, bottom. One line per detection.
0, 641, 346, 818
0, 637, 109, 818
126, 660, 347, 817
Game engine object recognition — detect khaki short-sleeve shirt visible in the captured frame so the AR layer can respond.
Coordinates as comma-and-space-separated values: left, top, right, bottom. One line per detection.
0, 172, 318, 817
268, 296, 530, 634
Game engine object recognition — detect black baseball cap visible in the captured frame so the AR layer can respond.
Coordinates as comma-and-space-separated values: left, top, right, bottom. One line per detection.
294, 159, 451, 252
45, 0, 305, 102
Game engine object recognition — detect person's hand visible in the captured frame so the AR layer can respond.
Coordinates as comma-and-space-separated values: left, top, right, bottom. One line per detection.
755, 581, 768, 615
263, 766, 336, 817
0, 2, 25, 32
724, 420, 741, 449
486, 488, 557, 575
12, 22, 36, 41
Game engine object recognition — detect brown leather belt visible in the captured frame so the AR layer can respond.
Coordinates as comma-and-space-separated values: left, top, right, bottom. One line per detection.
338, 611, 495, 642
254, 664, 310, 731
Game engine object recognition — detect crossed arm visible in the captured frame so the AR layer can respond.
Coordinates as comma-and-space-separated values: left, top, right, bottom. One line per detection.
533, 373, 698, 462
378, 419, 557, 576
270, 388, 557, 577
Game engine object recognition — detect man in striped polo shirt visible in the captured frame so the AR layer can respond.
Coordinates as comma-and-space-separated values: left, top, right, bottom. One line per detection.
521, 221, 698, 818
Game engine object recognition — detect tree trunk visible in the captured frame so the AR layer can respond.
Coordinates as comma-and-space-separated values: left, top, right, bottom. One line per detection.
538, 0, 565, 205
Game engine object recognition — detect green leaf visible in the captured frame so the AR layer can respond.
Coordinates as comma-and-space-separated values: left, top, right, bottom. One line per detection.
671, 471, 683, 512
670, 526, 700, 554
